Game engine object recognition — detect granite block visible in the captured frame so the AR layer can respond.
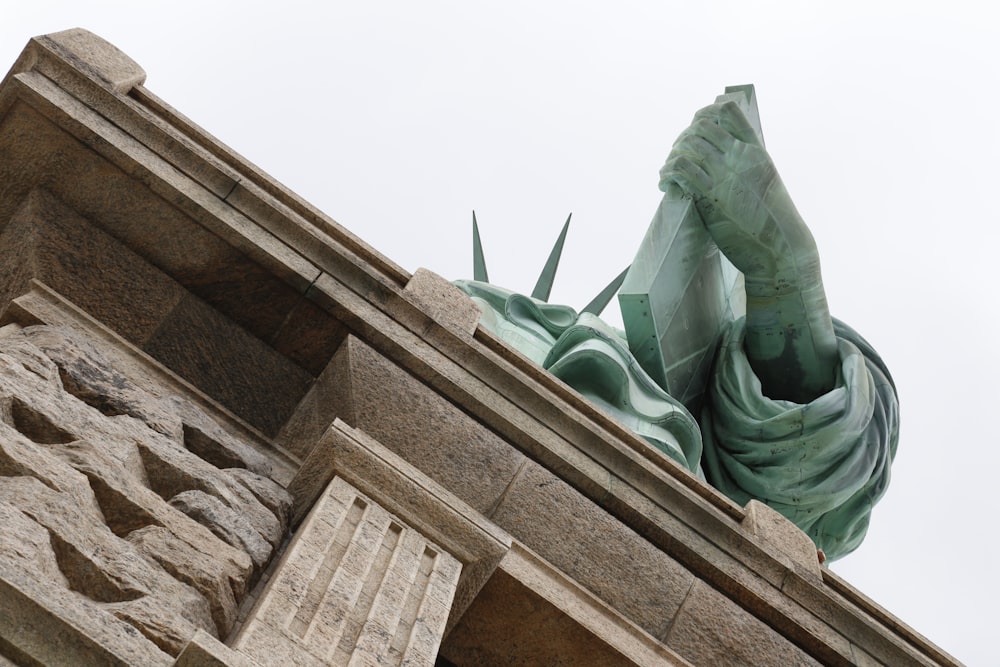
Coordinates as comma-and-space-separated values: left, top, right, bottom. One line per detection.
666, 579, 821, 667
489, 461, 695, 639
335, 335, 525, 515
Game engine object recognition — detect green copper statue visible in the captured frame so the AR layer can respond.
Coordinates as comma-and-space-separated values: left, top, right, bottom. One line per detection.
455, 86, 898, 561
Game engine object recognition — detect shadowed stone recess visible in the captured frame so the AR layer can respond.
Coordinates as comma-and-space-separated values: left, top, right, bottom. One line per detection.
0, 323, 291, 657
489, 461, 695, 640
143, 292, 312, 436
441, 568, 640, 666
267, 295, 347, 376
666, 580, 821, 667
0, 189, 186, 347
276, 337, 355, 461
330, 336, 526, 515
0, 186, 317, 437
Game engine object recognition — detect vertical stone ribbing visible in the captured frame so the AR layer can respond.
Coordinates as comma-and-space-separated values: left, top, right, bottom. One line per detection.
288, 497, 367, 638
235, 477, 461, 666
386, 547, 436, 659
329, 521, 403, 661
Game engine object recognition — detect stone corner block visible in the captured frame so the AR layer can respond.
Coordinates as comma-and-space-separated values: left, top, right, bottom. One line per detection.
32, 28, 147, 93
404, 267, 481, 336
234, 476, 463, 666
173, 629, 260, 667
743, 500, 821, 579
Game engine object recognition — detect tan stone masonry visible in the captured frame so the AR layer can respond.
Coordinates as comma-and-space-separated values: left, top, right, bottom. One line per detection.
234, 477, 461, 666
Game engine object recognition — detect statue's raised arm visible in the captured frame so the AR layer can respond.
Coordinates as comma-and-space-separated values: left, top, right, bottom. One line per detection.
660, 100, 839, 403
456, 86, 898, 561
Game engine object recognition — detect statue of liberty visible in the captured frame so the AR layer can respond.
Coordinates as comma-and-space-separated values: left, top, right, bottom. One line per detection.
455, 86, 897, 562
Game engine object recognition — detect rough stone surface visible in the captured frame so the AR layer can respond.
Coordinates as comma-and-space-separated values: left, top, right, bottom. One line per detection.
665, 580, 822, 667
170, 490, 274, 573
134, 439, 285, 550
34, 28, 147, 93
489, 460, 695, 640
0, 571, 173, 666
128, 525, 243, 639
404, 267, 482, 336
24, 323, 276, 476
744, 499, 822, 579
226, 467, 292, 529
174, 629, 260, 667
0, 323, 291, 659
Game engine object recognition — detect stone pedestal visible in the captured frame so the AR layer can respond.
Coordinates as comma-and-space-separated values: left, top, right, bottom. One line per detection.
0, 28, 963, 667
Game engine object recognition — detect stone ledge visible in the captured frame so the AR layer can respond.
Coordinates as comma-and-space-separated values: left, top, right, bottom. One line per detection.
404, 267, 482, 337
18, 28, 146, 94
744, 500, 822, 580
174, 630, 260, 667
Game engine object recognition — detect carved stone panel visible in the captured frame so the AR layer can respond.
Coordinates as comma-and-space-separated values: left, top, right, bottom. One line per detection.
234, 477, 461, 666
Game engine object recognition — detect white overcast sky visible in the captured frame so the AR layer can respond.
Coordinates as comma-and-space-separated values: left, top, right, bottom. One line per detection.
3, 2, 995, 664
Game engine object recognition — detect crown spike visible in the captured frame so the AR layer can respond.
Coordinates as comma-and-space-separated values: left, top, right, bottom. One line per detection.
582, 265, 630, 316
472, 211, 489, 282
531, 213, 572, 302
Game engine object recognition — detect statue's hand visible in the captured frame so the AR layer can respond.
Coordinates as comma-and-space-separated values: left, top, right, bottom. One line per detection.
659, 100, 839, 402
658, 101, 820, 298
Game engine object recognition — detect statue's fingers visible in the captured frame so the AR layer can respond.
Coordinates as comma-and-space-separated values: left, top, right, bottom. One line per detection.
689, 118, 736, 155
672, 126, 722, 157
674, 131, 726, 178
691, 102, 725, 125
716, 100, 760, 146
692, 101, 759, 146
659, 155, 711, 195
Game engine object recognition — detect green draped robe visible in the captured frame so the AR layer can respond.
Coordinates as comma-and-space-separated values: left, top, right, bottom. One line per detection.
457, 279, 898, 561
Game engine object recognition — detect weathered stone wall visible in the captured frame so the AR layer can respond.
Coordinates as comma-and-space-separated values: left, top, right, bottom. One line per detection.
0, 323, 290, 662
